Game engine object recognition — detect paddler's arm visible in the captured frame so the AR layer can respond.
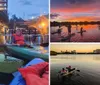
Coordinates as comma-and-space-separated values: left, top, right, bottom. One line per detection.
71, 68, 75, 71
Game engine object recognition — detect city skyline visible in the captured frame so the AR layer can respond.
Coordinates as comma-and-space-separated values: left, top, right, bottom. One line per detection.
51, 44, 100, 53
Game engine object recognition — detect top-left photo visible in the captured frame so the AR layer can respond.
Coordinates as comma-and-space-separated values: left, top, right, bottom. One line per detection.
0, 0, 49, 85
0, 0, 49, 46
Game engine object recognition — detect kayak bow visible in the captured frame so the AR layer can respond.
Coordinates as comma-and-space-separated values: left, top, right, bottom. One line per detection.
5, 46, 49, 62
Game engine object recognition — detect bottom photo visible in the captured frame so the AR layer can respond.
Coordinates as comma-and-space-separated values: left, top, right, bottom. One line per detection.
0, 45, 49, 85
50, 44, 100, 85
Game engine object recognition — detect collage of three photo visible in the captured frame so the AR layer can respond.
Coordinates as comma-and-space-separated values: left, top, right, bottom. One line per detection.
0, 0, 100, 85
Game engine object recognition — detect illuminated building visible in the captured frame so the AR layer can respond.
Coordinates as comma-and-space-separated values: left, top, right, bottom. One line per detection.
0, 0, 8, 44
0, 0, 8, 22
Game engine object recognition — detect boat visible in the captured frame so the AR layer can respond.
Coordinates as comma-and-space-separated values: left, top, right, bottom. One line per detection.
4, 45, 49, 62
58, 71, 75, 78
10, 58, 45, 85
58, 69, 80, 80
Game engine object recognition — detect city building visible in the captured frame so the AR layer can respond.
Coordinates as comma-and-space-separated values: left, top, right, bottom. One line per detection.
0, 0, 8, 11
71, 50, 76, 54
93, 49, 100, 54
0, 0, 8, 22
0, 0, 8, 44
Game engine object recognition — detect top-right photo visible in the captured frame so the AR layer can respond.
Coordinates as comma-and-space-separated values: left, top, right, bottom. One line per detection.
50, 0, 100, 42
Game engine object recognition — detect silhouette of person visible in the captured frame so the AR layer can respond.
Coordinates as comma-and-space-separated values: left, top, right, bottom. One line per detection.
80, 27, 83, 32
80, 27, 83, 37
67, 24, 72, 35
57, 25, 62, 36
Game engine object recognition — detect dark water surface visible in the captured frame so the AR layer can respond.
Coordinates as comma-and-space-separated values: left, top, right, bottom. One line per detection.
51, 54, 100, 85
51, 25, 100, 42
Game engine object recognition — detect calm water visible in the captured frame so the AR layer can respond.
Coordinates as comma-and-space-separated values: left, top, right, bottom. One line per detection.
51, 25, 100, 42
51, 54, 100, 85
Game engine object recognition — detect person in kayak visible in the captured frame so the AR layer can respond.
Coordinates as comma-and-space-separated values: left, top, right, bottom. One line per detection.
59, 68, 67, 83
60, 68, 67, 75
66, 66, 75, 73
12, 29, 25, 45
66, 66, 75, 81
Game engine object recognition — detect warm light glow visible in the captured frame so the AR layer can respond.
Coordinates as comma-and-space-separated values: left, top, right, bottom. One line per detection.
51, 0, 100, 22
51, 44, 100, 53
28, 15, 49, 35
41, 22, 45, 27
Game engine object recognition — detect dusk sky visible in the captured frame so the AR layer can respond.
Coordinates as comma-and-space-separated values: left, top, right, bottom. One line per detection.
8, 0, 49, 19
51, 0, 100, 22
51, 44, 100, 52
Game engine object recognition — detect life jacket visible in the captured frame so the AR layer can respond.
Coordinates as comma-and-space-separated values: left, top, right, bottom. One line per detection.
13, 34, 25, 45
18, 62, 48, 85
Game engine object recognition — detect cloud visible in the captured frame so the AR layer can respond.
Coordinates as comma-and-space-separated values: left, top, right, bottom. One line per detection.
28, 13, 40, 17
51, 0, 98, 7
64, 0, 95, 5
51, 0, 100, 10
19, 0, 32, 5
50, 13, 60, 19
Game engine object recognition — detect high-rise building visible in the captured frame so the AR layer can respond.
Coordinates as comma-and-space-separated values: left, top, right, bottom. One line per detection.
0, 0, 7, 11
0, 0, 8, 23
0, 0, 8, 44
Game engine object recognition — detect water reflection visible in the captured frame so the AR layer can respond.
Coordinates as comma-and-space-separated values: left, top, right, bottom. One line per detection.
93, 56, 100, 61
51, 25, 100, 42
51, 54, 100, 63
51, 54, 100, 85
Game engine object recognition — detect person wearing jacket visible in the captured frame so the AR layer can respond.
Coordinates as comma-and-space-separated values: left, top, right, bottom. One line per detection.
12, 29, 25, 45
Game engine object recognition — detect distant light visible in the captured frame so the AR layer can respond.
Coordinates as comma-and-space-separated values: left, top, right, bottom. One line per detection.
31, 16, 34, 19
44, 12, 46, 14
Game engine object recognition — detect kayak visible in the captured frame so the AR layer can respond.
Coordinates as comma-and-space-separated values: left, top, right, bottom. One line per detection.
58, 71, 75, 77
5, 45, 49, 62
10, 58, 45, 85
62, 71, 74, 76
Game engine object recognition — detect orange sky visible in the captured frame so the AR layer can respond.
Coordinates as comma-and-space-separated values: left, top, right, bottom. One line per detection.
51, 44, 100, 52
51, 0, 100, 22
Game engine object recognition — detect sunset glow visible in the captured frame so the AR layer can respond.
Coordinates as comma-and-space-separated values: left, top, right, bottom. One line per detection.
51, 44, 100, 53
51, 0, 100, 22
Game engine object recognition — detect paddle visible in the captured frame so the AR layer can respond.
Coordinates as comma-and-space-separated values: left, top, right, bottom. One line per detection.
76, 70, 80, 72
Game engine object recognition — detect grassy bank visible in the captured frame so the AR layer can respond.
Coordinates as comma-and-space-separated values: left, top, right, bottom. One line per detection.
0, 47, 4, 53
0, 61, 24, 73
